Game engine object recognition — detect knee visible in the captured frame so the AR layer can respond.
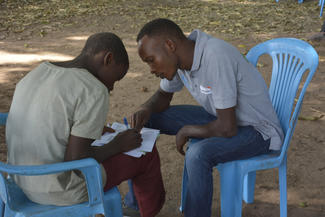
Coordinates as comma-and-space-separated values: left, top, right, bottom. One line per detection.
144, 112, 162, 129
185, 145, 199, 167
143, 146, 161, 172
144, 116, 154, 128
150, 146, 160, 163
185, 144, 209, 170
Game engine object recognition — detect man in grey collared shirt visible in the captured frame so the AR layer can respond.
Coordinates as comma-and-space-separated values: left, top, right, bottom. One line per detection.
130, 18, 284, 217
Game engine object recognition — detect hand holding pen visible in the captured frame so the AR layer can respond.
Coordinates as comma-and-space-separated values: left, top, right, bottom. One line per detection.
124, 117, 145, 155
112, 119, 142, 152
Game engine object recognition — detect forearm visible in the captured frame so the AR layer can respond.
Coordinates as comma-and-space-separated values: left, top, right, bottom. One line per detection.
180, 120, 237, 139
176, 107, 238, 155
88, 141, 123, 163
64, 135, 123, 163
140, 88, 173, 113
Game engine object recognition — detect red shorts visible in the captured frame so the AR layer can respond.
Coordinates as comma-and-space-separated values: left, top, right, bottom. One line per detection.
102, 146, 165, 217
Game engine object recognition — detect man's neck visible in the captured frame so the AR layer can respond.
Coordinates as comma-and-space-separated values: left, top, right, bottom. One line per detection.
51, 55, 85, 69
178, 39, 195, 71
50, 55, 98, 78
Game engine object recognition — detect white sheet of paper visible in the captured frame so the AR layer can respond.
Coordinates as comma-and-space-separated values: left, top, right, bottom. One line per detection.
91, 122, 160, 158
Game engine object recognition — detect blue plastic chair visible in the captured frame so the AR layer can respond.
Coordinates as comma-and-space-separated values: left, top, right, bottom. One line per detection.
179, 38, 318, 217
285, 0, 324, 16
317, 0, 325, 16
0, 112, 123, 217
276, 0, 303, 4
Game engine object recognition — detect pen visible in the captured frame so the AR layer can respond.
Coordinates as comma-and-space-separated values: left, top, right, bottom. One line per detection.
123, 117, 129, 129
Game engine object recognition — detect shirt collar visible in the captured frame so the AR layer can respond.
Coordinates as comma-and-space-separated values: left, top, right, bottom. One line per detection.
188, 29, 210, 72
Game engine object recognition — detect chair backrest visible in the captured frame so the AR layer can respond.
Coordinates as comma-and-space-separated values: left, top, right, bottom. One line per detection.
246, 38, 318, 156
0, 113, 8, 209
0, 113, 7, 126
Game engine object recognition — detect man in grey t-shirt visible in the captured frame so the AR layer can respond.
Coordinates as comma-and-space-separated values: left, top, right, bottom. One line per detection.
130, 19, 284, 217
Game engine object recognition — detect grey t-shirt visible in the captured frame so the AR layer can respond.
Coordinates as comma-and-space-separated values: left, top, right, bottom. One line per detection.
160, 30, 284, 150
6, 62, 109, 205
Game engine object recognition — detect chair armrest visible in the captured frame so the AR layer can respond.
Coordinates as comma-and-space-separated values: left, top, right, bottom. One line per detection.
0, 158, 104, 206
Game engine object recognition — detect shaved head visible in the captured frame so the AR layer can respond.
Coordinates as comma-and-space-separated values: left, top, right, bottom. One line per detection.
137, 18, 187, 42
81, 32, 129, 66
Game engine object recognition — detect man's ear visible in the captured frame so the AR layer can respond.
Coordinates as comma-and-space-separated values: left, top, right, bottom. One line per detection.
165, 39, 176, 53
103, 52, 113, 66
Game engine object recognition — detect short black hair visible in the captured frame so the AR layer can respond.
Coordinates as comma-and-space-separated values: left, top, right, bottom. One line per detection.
137, 18, 186, 42
82, 32, 129, 66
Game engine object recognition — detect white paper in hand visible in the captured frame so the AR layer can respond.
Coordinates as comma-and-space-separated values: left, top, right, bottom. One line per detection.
91, 122, 160, 158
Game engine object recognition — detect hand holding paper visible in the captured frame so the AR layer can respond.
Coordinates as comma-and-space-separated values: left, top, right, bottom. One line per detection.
91, 122, 160, 158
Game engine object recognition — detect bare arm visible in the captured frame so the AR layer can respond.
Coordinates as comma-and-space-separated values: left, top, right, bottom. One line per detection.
131, 87, 173, 130
64, 128, 142, 163
140, 87, 174, 113
176, 107, 237, 155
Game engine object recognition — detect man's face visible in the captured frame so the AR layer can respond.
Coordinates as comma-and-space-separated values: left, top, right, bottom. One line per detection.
98, 61, 128, 92
138, 35, 178, 81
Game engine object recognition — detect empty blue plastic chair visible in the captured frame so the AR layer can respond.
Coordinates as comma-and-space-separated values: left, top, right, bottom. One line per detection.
179, 38, 318, 217
318, 0, 325, 16
284, 0, 324, 16
276, 0, 303, 4
0, 112, 123, 217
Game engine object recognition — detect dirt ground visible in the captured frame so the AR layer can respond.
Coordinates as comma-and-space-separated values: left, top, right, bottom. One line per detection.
0, 0, 325, 216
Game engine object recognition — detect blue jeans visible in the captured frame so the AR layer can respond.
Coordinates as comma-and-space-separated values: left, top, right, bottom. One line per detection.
145, 105, 270, 217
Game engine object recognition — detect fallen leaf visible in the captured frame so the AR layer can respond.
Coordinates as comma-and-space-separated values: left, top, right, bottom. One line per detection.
299, 202, 308, 208
141, 87, 149, 92
298, 114, 324, 121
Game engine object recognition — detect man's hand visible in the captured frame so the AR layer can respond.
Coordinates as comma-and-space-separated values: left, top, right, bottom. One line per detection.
102, 126, 115, 135
111, 129, 143, 152
130, 107, 152, 130
65, 128, 142, 163
176, 126, 190, 155
174, 107, 237, 156
130, 88, 174, 130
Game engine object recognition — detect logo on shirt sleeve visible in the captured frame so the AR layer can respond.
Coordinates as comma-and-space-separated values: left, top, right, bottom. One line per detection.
200, 85, 212, 94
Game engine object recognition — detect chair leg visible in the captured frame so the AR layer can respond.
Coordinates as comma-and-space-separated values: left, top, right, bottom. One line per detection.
243, 171, 256, 204
124, 180, 139, 210
104, 187, 123, 217
279, 158, 287, 217
0, 201, 4, 217
218, 163, 243, 217
179, 162, 188, 213
320, 0, 325, 17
